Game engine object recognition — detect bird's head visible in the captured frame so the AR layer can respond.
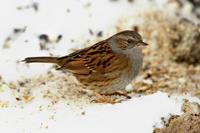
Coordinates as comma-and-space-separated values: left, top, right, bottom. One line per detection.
108, 30, 148, 54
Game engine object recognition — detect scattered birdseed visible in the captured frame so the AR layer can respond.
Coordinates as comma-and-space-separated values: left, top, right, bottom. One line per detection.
127, 0, 134, 3
97, 31, 103, 37
81, 111, 86, 115
2, 27, 26, 49
16, 2, 39, 12
89, 29, 94, 35
38, 34, 63, 50
0, 101, 8, 108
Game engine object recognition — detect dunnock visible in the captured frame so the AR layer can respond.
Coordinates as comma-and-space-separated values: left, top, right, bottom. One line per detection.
23, 30, 148, 103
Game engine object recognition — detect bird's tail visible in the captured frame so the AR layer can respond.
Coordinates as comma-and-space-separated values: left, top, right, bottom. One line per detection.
22, 57, 59, 64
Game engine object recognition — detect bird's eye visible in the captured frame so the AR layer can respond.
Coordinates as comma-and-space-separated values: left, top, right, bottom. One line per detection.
127, 39, 132, 44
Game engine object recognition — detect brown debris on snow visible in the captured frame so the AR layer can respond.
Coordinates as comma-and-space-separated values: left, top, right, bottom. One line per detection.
153, 100, 200, 133
130, 11, 200, 98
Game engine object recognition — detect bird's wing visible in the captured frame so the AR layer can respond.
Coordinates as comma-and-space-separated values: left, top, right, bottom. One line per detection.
57, 40, 117, 75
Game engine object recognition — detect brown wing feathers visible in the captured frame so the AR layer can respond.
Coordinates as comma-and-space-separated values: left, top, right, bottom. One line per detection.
23, 40, 113, 75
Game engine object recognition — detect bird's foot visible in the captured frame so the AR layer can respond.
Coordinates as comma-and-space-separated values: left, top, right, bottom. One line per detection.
92, 92, 119, 104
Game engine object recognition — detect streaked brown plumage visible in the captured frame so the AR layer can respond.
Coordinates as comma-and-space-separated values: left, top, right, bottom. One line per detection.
23, 30, 148, 101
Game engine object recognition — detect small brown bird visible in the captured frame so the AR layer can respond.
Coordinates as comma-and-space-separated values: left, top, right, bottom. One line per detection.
23, 30, 148, 103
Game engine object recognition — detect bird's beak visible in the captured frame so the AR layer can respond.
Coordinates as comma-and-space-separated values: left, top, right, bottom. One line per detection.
137, 41, 148, 46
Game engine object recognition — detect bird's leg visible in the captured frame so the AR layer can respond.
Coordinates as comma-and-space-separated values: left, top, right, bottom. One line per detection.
76, 88, 115, 103
93, 92, 118, 104
104, 90, 132, 99
77, 87, 93, 95
77, 88, 122, 104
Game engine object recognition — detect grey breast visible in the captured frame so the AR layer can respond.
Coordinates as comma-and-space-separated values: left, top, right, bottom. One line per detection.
128, 47, 143, 80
